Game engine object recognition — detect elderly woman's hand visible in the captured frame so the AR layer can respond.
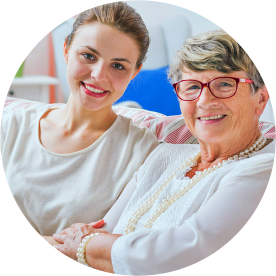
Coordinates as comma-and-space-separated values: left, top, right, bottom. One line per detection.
43, 220, 104, 247
53, 221, 108, 261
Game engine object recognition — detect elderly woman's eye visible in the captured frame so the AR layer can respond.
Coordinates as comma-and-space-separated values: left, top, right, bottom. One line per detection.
187, 85, 200, 91
217, 78, 236, 87
219, 81, 234, 87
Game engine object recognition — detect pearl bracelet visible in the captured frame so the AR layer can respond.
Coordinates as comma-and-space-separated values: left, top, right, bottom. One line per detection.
76, 233, 104, 266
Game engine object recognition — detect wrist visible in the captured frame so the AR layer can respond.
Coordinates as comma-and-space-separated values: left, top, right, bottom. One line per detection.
86, 233, 122, 272
76, 233, 104, 266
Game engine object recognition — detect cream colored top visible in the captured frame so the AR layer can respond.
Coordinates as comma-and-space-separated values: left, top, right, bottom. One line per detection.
1, 105, 159, 235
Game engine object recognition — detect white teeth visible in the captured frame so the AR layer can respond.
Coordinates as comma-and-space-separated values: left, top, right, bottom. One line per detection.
84, 84, 106, 93
200, 115, 225, 120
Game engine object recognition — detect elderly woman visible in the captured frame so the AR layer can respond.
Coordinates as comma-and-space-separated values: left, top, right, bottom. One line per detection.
51, 30, 274, 274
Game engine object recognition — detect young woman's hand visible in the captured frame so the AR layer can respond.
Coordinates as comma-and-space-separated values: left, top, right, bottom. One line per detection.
43, 235, 62, 246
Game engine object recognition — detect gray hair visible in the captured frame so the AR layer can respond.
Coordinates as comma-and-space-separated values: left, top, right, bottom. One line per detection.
168, 29, 264, 93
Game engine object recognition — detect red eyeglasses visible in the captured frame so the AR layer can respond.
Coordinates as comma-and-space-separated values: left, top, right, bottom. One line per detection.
173, 77, 254, 101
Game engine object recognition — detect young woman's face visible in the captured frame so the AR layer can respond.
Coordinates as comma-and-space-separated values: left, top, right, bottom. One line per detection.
64, 22, 141, 111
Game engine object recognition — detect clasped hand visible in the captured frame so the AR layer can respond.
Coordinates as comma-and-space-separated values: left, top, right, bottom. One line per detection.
51, 220, 108, 261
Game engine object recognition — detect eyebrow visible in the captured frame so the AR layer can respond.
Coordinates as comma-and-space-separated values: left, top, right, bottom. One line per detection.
81, 45, 132, 64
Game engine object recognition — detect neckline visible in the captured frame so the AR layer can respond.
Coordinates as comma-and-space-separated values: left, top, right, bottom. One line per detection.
176, 138, 275, 181
36, 106, 121, 157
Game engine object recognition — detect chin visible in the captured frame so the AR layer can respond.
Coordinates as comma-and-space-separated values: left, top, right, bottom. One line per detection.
197, 133, 225, 145
78, 98, 103, 111
76, 92, 107, 111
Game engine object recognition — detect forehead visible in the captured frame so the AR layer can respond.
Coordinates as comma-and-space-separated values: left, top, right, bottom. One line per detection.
73, 22, 120, 41
70, 22, 140, 59
181, 69, 249, 81
73, 22, 136, 48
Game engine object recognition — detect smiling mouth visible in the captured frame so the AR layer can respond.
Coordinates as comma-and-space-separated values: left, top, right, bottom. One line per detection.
198, 115, 226, 121
82, 82, 109, 94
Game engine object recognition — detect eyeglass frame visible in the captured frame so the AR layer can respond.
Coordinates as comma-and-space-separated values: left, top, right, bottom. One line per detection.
172, 77, 254, 101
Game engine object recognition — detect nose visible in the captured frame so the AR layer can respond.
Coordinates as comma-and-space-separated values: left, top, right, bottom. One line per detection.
196, 86, 220, 109
90, 62, 108, 82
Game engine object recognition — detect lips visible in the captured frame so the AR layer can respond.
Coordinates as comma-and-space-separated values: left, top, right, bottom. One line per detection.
198, 115, 226, 121
81, 82, 109, 98
197, 114, 227, 124
82, 82, 109, 93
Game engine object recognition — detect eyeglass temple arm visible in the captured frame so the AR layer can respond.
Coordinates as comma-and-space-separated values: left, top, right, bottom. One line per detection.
240, 79, 254, 83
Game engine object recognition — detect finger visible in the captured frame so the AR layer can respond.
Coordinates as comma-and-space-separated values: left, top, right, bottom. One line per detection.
42, 236, 52, 243
89, 219, 105, 229
43, 236, 61, 246
51, 239, 62, 246
53, 233, 66, 244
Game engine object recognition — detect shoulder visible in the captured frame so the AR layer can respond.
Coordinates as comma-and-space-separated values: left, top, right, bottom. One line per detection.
142, 143, 200, 168
116, 114, 159, 141
1, 104, 53, 152
1, 104, 48, 150
218, 148, 274, 191
243, 139, 275, 170
2, 104, 47, 129
261, 139, 275, 154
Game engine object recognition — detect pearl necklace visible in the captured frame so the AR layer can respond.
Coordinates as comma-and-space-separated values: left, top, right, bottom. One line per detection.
125, 134, 266, 234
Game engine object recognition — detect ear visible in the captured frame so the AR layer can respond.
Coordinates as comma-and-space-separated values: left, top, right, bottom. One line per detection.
63, 42, 69, 65
255, 85, 269, 116
131, 64, 143, 80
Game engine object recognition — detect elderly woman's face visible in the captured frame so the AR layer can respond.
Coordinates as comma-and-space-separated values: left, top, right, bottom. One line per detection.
179, 69, 265, 145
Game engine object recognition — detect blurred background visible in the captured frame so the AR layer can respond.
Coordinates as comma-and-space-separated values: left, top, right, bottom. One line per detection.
7, 1, 273, 121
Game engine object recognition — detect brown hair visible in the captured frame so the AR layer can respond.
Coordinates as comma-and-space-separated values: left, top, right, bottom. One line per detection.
65, 2, 149, 68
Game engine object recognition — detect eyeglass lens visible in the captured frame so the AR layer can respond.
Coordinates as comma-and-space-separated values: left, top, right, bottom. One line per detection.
176, 78, 237, 100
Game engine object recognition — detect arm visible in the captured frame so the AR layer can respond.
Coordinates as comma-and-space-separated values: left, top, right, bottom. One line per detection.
85, 234, 122, 273
102, 171, 137, 232
52, 168, 139, 265
52, 222, 120, 273
111, 154, 273, 275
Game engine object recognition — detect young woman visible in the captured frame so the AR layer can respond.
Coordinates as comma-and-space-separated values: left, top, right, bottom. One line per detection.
1, 2, 159, 236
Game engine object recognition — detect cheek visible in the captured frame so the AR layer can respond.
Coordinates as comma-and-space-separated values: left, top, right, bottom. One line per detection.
231, 89, 256, 117
180, 102, 195, 117
113, 73, 133, 92
231, 99, 254, 120
180, 102, 196, 127
66, 63, 75, 79
67, 58, 88, 79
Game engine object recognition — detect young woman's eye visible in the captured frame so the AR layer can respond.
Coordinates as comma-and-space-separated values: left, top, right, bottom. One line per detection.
83, 53, 95, 60
112, 63, 125, 70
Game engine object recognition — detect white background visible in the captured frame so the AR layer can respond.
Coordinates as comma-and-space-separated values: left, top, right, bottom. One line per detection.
126, 0, 220, 36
